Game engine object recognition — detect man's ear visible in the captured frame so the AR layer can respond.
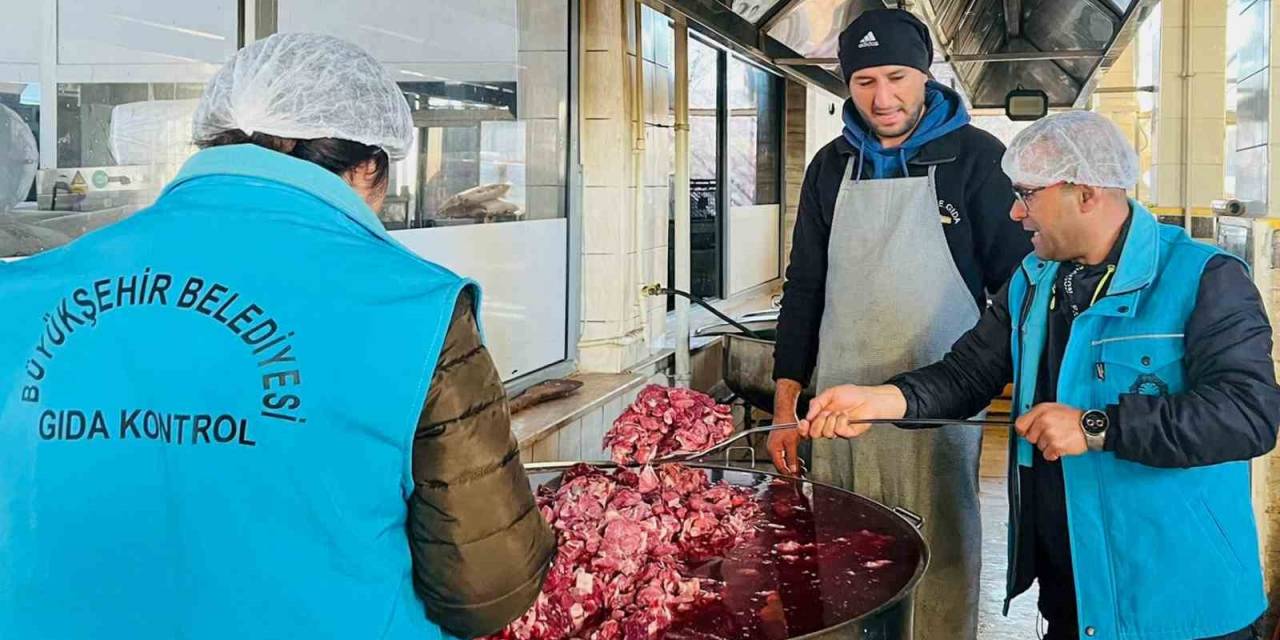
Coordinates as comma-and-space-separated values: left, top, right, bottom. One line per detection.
1076, 184, 1102, 214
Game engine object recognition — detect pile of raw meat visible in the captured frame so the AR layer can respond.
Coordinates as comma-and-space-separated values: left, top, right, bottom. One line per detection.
603, 385, 736, 465
489, 386, 759, 640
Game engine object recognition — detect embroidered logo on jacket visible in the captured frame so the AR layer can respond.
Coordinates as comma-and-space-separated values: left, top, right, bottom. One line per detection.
1130, 374, 1170, 396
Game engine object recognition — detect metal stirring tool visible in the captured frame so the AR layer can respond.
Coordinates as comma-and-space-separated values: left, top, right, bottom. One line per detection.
655, 417, 1012, 463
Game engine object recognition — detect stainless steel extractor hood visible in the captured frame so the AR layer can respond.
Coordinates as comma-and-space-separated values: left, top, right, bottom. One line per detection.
649, 0, 1158, 108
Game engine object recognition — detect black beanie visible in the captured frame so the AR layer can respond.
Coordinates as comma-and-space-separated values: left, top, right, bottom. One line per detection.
838, 9, 933, 83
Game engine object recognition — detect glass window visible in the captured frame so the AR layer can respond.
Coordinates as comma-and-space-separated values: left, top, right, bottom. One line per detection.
0, 1, 41, 69
57, 0, 239, 65
279, 0, 567, 229
687, 37, 723, 300
0, 79, 204, 260
724, 55, 781, 296
0, 3, 230, 261
670, 37, 784, 303
277, 0, 572, 381
12, 83, 205, 259
726, 57, 780, 207
2, 0, 573, 383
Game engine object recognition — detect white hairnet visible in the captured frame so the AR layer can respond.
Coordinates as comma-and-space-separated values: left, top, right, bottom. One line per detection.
193, 33, 413, 161
111, 99, 200, 166
0, 104, 37, 211
1001, 110, 1139, 189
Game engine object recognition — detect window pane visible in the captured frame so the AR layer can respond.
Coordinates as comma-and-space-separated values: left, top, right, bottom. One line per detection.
726, 56, 780, 207
58, 0, 238, 65
280, 0, 567, 229
1, 83, 202, 259
0, 1, 42, 68
687, 38, 721, 299
278, 0, 572, 381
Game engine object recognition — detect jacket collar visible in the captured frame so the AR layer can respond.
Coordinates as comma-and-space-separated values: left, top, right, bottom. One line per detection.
1019, 199, 1160, 317
833, 130, 960, 167
162, 144, 392, 242
1106, 200, 1160, 294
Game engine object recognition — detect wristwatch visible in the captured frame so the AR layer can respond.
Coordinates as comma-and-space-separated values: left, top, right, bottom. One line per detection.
1081, 409, 1109, 452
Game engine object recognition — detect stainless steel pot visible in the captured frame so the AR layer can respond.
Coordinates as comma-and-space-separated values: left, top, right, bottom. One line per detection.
695, 314, 814, 417
525, 462, 928, 640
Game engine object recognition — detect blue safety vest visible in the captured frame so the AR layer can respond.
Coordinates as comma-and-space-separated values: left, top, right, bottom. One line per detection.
0, 145, 472, 639
1006, 202, 1265, 638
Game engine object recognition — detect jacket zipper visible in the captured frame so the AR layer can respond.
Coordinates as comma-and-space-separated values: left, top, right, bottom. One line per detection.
1005, 276, 1038, 611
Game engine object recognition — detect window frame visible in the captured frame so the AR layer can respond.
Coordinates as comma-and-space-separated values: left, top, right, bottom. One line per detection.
677, 30, 786, 305
13, 0, 581, 394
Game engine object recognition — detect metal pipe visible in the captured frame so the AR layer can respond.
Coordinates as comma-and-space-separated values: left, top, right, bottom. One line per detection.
946, 49, 1106, 62
644, 285, 764, 339
39, 0, 57, 171
673, 15, 693, 387
631, 1, 649, 353
773, 50, 1107, 67
773, 57, 839, 66
1180, 0, 1193, 232
1092, 85, 1157, 94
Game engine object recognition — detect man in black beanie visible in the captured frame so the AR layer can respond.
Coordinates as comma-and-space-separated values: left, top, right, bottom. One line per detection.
770, 8, 1031, 640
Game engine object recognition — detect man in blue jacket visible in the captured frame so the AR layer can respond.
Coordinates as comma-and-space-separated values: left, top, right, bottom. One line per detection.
800, 111, 1278, 639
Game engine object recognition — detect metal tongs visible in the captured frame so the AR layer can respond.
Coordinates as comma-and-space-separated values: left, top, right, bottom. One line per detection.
654, 417, 1012, 464
522, 417, 1011, 470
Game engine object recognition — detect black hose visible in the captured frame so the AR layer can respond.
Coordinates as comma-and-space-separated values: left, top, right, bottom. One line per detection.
655, 287, 765, 340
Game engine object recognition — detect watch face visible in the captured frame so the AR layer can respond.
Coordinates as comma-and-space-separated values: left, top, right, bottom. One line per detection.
1082, 410, 1108, 435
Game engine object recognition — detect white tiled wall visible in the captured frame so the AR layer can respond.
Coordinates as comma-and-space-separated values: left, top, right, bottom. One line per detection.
577, 0, 671, 373
519, 0, 569, 221
1152, 0, 1228, 209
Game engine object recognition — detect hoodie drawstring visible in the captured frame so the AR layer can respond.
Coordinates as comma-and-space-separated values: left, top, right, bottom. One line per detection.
898, 149, 909, 178
855, 139, 866, 183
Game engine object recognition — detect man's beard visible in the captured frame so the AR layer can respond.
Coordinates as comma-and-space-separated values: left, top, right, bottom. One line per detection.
865, 102, 926, 139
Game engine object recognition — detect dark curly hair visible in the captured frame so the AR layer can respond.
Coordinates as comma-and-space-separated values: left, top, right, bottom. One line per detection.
196, 130, 390, 190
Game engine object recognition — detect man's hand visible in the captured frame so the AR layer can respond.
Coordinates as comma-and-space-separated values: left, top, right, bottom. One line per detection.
769, 379, 804, 475
1015, 403, 1087, 462
798, 385, 907, 440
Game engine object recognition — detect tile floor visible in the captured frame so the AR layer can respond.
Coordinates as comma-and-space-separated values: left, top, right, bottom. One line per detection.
979, 477, 1043, 640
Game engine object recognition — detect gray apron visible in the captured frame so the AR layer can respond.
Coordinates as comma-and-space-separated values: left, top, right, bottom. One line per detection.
811, 158, 983, 640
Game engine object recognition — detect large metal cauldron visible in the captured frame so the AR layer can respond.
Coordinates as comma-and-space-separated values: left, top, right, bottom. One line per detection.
525, 462, 928, 640
695, 313, 814, 417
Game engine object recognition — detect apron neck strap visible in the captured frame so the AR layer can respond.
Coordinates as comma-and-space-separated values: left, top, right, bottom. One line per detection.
843, 154, 859, 183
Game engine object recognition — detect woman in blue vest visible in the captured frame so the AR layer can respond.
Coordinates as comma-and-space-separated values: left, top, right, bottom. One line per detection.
0, 33, 553, 639
796, 111, 1278, 640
